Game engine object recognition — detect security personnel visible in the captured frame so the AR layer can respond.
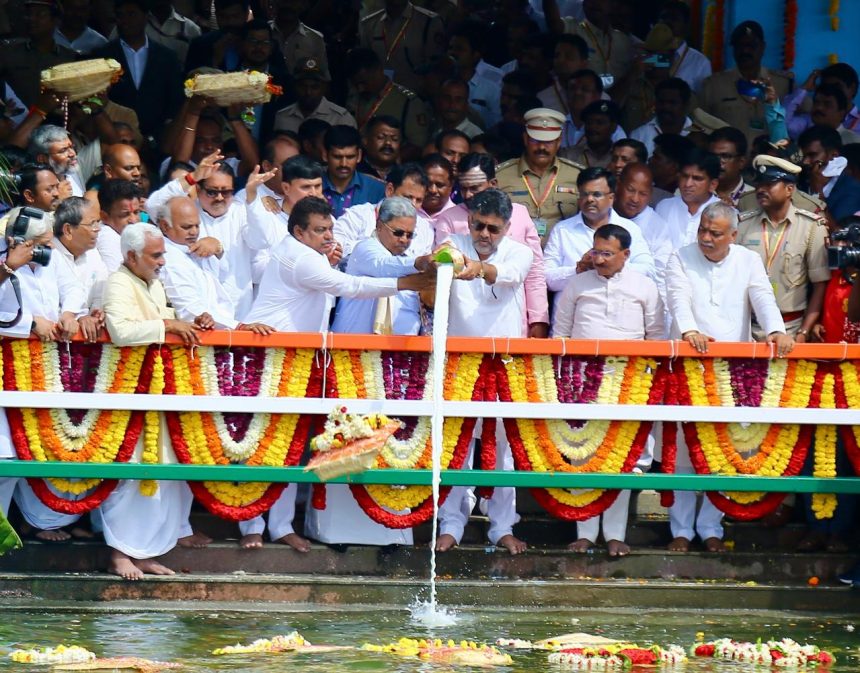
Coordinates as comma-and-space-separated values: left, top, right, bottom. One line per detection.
274, 58, 356, 134
736, 155, 830, 341
359, 0, 445, 94
700, 21, 792, 149
495, 107, 583, 243
270, 0, 328, 74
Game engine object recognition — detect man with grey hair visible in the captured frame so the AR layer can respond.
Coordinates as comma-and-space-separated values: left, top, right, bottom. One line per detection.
28, 125, 86, 197
306, 196, 435, 547
435, 188, 534, 556
664, 199, 793, 554
101, 221, 205, 581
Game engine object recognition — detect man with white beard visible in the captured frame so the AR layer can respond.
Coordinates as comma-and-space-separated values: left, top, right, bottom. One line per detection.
28, 125, 88, 197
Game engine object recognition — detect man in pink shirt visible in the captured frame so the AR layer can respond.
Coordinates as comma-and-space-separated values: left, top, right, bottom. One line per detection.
434, 153, 550, 337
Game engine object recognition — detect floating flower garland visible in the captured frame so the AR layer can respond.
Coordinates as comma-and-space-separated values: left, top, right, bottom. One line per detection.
691, 638, 834, 666
8, 645, 96, 664
212, 632, 308, 654
362, 638, 513, 666
548, 644, 686, 669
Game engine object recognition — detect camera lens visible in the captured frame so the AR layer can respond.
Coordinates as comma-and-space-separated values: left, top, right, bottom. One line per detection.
30, 246, 51, 267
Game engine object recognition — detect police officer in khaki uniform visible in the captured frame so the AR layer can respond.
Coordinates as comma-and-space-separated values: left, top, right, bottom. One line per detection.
701, 21, 792, 150
347, 47, 433, 158
270, 0, 328, 74
274, 58, 356, 134
736, 155, 830, 342
359, 0, 445, 94
495, 107, 583, 244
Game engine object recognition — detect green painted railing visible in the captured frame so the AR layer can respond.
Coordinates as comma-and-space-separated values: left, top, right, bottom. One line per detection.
1, 462, 859, 494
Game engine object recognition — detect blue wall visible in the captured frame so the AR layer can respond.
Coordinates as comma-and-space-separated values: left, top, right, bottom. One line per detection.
718, 0, 860, 104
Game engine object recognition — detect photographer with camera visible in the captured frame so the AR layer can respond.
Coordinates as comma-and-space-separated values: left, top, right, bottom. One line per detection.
838, 215, 860, 340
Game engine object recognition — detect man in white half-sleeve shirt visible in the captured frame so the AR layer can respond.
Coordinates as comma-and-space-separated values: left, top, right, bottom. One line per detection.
312, 196, 434, 546
97, 179, 143, 272
553, 223, 665, 557
544, 167, 656, 292
334, 163, 434, 260
655, 147, 722, 252
665, 201, 793, 554
435, 189, 534, 556
239, 196, 434, 551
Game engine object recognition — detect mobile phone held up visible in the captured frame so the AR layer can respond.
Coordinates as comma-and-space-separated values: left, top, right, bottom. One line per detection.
736, 79, 765, 99
642, 53, 672, 68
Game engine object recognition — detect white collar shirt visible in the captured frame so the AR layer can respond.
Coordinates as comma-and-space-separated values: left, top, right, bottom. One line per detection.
161, 238, 238, 328
333, 201, 433, 259
441, 233, 533, 338
666, 242, 785, 340
629, 116, 693, 156
654, 193, 721, 252
243, 234, 398, 332
672, 41, 712, 93
53, 239, 110, 309
543, 209, 656, 292
552, 266, 666, 340
331, 236, 421, 335
468, 71, 501, 128
96, 224, 123, 272
120, 35, 149, 89
53, 26, 108, 54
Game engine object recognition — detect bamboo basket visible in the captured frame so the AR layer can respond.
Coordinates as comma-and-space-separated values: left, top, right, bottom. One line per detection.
184, 71, 274, 106
41, 59, 123, 102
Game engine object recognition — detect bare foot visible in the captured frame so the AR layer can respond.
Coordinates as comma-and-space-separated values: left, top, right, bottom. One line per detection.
668, 536, 691, 552
497, 534, 527, 555
69, 526, 95, 540
607, 539, 630, 557
33, 528, 72, 542
434, 533, 458, 552
177, 531, 213, 548
273, 532, 311, 552
240, 533, 264, 550
108, 550, 143, 581
703, 537, 726, 553
135, 558, 176, 575
568, 538, 594, 553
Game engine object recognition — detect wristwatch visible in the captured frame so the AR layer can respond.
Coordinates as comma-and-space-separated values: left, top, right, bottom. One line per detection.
797, 328, 809, 337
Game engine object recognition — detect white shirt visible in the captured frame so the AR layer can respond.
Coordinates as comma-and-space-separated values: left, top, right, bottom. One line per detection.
552, 266, 666, 340
666, 243, 785, 341
543, 209, 656, 292
631, 205, 674, 317
630, 116, 693, 156
96, 224, 124, 272
672, 42, 712, 93
442, 233, 533, 338
331, 236, 421, 335
120, 36, 150, 89
53, 26, 108, 54
52, 239, 110, 309
333, 201, 433, 259
468, 70, 501, 128
655, 193, 721, 252
3, 83, 27, 126
243, 234, 399, 332
67, 171, 85, 197
161, 238, 238, 329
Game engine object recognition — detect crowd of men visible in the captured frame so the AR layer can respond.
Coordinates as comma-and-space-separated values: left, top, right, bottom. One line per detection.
1, 0, 860, 581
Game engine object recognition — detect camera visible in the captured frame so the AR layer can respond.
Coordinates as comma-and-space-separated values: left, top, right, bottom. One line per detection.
9, 206, 51, 266
736, 79, 765, 100
827, 221, 860, 270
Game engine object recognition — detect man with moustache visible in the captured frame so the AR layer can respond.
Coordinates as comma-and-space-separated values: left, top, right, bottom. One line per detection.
561, 100, 623, 169
358, 116, 402, 181
12, 164, 62, 215
609, 139, 647, 178
321, 125, 385, 218
96, 179, 143, 272
736, 156, 829, 341
28, 125, 85, 197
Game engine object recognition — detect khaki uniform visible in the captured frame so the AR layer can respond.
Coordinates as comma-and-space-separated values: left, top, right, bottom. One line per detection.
0, 39, 78, 107
271, 21, 328, 74
559, 142, 612, 169
495, 155, 583, 243
349, 81, 433, 148
359, 2, 445, 93
737, 204, 830, 337
562, 18, 633, 83
700, 67, 792, 148
274, 97, 356, 134
737, 186, 825, 215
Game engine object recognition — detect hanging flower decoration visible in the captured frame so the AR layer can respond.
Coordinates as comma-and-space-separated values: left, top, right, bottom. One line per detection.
783, 0, 797, 70
829, 0, 840, 31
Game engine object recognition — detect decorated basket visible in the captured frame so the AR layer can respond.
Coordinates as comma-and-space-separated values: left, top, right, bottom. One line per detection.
183, 71, 281, 106
41, 59, 123, 102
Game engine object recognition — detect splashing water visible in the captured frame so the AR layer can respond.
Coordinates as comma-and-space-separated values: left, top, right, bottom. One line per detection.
408, 596, 459, 627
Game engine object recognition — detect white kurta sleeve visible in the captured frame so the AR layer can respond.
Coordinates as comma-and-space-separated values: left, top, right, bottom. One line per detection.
665, 251, 698, 336
493, 244, 533, 288
293, 252, 399, 299
551, 276, 578, 338
0, 277, 33, 337
627, 231, 657, 281
643, 283, 668, 340
747, 253, 787, 336
543, 225, 576, 292
144, 178, 189, 215
348, 242, 417, 278
245, 195, 287, 251
53, 261, 89, 318
333, 206, 372, 257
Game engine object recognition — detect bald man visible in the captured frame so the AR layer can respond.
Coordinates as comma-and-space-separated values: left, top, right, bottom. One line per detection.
236, 137, 300, 210
85, 145, 144, 204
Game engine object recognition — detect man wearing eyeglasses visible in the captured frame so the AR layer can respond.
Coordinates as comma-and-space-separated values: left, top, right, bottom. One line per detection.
544, 166, 655, 293
310, 196, 433, 547
553, 223, 665, 557
435, 188, 534, 556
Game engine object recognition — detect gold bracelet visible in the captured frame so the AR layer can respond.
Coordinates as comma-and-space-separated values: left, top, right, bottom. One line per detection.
184, 126, 196, 132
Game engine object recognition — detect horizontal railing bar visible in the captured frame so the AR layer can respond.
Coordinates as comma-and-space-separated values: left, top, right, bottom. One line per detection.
15, 334, 860, 359
0, 392, 855, 424
1, 463, 858, 493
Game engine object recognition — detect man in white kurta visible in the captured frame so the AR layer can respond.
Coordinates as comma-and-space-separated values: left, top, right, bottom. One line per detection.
101, 223, 204, 580
552, 223, 666, 556
310, 197, 433, 546
241, 196, 432, 551
665, 201, 793, 553
435, 189, 534, 555
53, 197, 111, 312
97, 179, 143, 272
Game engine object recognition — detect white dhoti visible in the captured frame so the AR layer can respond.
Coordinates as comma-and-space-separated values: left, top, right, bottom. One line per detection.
305, 484, 413, 545
0, 475, 15, 517
0, 413, 19, 516
100, 480, 193, 559
667, 426, 723, 541
577, 489, 632, 543
238, 483, 297, 541
438, 419, 519, 545
13, 479, 82, 531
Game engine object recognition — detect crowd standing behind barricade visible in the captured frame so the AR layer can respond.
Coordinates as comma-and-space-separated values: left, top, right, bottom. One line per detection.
0, 0, 859, 582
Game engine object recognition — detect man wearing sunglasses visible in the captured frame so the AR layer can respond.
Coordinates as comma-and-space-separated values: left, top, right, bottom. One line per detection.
553, 223, 665, 557
435, 188, 534, 557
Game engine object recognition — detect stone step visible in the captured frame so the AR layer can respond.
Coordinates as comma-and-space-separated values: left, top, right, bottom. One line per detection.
0, 540, 853, 583
0, 572, 854, 612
